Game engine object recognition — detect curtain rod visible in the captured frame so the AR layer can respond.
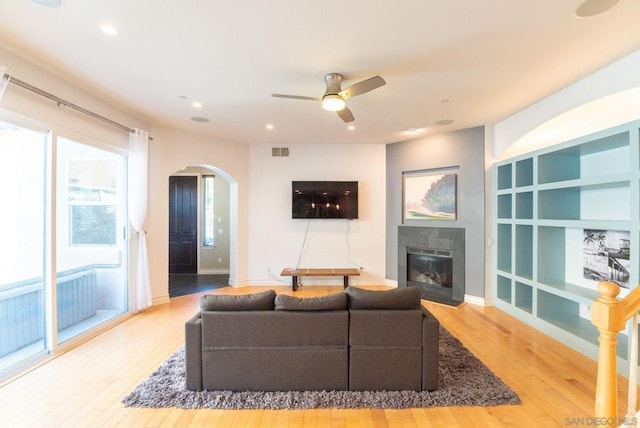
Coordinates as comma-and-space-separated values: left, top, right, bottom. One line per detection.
5, 73, 152, 140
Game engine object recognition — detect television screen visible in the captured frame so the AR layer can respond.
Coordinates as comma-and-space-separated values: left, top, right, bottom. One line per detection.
292, 181, 358, 219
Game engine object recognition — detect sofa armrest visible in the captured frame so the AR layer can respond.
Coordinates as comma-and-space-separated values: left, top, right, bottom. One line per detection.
185, 312, 203, 391
421, 306, 439, 391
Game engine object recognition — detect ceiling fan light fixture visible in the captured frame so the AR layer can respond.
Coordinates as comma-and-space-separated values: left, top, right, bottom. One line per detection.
322, 94, 345, 111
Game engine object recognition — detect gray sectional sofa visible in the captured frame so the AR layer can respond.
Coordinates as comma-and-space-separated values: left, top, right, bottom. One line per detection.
185, 286, 439, 392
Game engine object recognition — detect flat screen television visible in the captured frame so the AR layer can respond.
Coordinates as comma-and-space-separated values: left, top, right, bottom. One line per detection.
292, 181, 358, 219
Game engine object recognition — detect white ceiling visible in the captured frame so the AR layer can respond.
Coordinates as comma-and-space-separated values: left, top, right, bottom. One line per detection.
1, 0, 639, 145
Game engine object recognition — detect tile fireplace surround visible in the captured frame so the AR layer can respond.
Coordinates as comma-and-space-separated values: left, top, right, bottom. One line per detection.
398, 225, 465, 305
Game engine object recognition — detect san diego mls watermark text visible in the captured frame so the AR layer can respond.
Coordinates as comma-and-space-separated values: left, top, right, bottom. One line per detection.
565, 416, 637, 426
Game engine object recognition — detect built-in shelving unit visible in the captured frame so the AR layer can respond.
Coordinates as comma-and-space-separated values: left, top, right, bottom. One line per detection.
494, 120, 640, 370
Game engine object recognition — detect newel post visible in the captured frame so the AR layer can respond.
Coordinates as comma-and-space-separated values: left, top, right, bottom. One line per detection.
591, 281, 625, 425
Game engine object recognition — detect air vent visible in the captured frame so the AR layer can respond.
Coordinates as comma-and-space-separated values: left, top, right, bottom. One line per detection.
272, 147, 290, 157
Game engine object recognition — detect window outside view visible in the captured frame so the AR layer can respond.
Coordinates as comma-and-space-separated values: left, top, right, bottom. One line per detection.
203, 175, 214, 247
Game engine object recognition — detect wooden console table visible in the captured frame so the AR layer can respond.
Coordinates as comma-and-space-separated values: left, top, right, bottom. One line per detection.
280, 268, 360, 291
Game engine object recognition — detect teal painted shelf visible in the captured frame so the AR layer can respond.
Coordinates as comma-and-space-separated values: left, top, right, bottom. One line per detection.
494, 120, 640, 364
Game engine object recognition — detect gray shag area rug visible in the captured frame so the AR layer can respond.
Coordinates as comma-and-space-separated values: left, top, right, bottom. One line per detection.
122, 328, 521, 409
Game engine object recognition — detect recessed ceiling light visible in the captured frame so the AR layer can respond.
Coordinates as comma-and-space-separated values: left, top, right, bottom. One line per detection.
29, 0, 61, 7
405, 128, 424, 134
265, 124, 274, 130
191, 116, 209, 123
192, 101, 202, 109
436, 119, 454, 126
575, 0, 622, 18
348, 125, 355, 131
100, 24, 118, 35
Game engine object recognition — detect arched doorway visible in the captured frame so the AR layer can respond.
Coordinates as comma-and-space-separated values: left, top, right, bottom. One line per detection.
168, 164, 234, 297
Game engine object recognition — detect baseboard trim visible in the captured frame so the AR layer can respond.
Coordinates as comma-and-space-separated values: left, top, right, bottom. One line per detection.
153, 294, 170, 306
385, 279, 398, 287
464, 294, 487, 306
233, 278, 250, 287
199, 268, 230, 275
483, 296, 496, 307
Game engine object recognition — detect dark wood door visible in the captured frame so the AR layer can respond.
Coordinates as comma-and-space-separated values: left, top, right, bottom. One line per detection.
169, 176, 198, 273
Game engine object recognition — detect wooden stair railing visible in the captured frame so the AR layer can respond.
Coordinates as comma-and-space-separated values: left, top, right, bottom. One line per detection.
592, 281, 640, 427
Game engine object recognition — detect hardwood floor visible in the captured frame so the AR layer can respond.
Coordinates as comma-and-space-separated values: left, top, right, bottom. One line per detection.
0, 285, 635, 427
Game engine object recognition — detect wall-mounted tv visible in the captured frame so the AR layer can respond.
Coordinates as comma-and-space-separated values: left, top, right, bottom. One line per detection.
292, 181, 358, 219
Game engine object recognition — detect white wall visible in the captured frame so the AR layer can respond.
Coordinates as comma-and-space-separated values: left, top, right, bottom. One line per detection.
247, 143, 386, 286
494, 49, 640, 159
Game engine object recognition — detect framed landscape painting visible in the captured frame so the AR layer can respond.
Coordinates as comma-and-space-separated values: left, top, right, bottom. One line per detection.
403, 171, 457, 221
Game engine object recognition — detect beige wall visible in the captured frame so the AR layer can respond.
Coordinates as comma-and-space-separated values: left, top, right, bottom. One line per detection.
146, 125, 248, 303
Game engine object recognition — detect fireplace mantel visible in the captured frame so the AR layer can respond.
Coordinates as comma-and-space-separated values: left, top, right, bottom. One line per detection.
398, 226, 465, 305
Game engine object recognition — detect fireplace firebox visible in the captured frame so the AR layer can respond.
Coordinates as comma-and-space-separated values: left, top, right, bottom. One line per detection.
398, 226, 465, 305
407, 249, 452, 289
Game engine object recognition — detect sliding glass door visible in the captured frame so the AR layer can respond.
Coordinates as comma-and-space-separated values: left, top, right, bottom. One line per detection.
0, 118, 128, 378
56, 137, 127, 344
0, 121, 48, 370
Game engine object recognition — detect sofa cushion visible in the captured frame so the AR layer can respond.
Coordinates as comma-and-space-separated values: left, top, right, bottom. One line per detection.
201, 311, 348, 348
275, 292, 347, 311
346, 286, 421, 309
199, 289, 276, 311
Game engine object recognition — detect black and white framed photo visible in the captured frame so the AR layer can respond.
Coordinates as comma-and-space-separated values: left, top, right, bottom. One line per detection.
583, 229, 630, 288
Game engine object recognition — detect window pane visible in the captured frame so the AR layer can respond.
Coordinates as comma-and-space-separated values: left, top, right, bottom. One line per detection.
56, 137, 127, 344
0, 121, 47, 372
68, 159, 118, 246
203, 175, 214, 246
70, 205, 117, 245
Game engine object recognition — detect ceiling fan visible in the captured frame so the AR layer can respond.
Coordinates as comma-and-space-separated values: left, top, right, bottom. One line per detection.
271, 73, 385, 123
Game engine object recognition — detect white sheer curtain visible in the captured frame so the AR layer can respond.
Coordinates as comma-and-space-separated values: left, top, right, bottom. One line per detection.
128, 129, 152, 312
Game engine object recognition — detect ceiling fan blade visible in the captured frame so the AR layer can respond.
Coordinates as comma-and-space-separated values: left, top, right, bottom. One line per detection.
337, 107, 355, 123
271, 93, 320, 101
340, 76, 386, 100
